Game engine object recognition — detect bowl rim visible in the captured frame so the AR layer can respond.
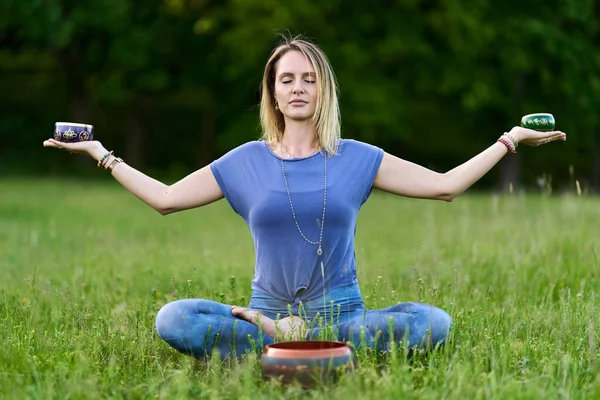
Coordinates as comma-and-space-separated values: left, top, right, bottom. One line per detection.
521, 113, 554, 119
55, 122, 94, 129
262, 340, 352, 359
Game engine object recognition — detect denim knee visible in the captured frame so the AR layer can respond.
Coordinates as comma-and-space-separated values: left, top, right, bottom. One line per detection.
429, 306, 453, 345
155, 299, 228, 358
155, 300, 187, 340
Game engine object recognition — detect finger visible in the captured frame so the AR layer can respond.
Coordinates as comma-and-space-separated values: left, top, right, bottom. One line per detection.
232, 308, 264, 324
231, 308, 266, 328
231, 306, 252, 317
45, 139, 70, 148
43, 140, 61, 148
546, 131, 566, 142
231, 306, 244, 315
47, 139, 81, 151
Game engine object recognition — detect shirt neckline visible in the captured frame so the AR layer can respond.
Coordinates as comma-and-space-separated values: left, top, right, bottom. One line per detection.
262, 140, 324, 162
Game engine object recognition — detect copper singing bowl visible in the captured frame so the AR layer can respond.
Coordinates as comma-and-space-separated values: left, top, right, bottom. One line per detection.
261, 341, 355, 387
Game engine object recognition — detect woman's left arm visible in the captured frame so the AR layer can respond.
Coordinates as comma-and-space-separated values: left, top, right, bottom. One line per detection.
373, 127, 567, 202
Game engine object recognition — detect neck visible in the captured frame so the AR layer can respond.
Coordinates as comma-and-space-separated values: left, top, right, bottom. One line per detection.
281, 120, 319, 157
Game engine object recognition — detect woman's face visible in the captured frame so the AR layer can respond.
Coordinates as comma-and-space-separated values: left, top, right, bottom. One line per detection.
273, 50, 318, 122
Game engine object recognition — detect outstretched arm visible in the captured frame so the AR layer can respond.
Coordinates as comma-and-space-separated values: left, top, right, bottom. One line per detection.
43, 139, 224, 215
373, 127, 566, 202
108, 161, 223, 215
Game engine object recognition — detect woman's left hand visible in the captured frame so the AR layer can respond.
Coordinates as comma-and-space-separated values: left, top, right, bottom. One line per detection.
508, 126, 567, 147
231, 306, 307, 341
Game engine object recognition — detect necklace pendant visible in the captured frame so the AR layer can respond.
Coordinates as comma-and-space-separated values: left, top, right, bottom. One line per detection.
317, 247, 322, 256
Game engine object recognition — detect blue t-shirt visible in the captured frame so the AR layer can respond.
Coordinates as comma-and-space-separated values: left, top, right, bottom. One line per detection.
210, 139, 384, 303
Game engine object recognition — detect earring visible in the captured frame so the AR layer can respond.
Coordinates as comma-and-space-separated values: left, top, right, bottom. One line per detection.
275, 101, 279, 111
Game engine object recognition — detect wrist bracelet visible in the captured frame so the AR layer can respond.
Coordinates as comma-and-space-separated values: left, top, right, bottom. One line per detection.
97, 151, 113, 167
106, 157, 124, 172
503, 132, 519, 148
498, 135, 517, 153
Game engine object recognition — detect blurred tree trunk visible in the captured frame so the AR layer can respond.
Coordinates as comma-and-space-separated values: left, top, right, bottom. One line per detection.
125, 100, 143, 168
67, 83, 91, 125
65, 58, 92, 168
593, 131, 600, 193
197, 108, 215, 166
498, 74, 525, 192
498, 155, 521, 192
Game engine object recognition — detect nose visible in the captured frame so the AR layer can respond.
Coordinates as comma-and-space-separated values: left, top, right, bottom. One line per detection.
292, 82, 304, 94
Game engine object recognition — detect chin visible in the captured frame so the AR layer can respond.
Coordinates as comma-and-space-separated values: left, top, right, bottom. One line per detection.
285, 112, 315, 121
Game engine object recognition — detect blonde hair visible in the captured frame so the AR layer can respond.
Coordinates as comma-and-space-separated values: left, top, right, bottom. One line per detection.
259, 35, 341, 156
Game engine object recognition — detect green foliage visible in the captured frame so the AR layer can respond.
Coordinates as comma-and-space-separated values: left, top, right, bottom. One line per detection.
0, 0, 598, 187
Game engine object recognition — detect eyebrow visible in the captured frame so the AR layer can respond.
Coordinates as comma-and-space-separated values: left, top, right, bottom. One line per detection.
278, 72, 316, 79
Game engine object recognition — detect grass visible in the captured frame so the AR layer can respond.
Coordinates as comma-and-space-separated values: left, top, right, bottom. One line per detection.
2, 178, 600, 399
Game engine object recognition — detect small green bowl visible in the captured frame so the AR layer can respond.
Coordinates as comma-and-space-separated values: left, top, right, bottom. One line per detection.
521, 113, 555, 132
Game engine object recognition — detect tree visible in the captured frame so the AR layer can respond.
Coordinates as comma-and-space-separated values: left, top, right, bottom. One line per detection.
1, 0, 181, 167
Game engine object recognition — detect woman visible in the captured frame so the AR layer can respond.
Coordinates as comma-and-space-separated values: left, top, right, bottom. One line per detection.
44, 36, 566, 359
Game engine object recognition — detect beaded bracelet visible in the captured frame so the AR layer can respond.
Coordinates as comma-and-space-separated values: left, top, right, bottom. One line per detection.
504, 132, 519, 149
97, 151, 113, 167
498, 135, 517, 153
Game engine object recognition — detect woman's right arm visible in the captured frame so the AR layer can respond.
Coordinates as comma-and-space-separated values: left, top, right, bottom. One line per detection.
43, 139, 224, 215
109, 160, 223, 215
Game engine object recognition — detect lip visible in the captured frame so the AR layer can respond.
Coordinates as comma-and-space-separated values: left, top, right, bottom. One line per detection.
289, 100, 307, 104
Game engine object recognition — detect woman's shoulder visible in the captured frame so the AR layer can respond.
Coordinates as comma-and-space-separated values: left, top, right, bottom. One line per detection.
215, 140, 266, 161
229, 140, 265, 153
336, 138, 383, 156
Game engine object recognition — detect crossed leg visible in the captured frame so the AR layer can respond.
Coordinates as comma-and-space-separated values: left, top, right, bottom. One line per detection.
233, 302, 452, 351
155, 299, 274, 359
337, 302, 452, 351
156, 299, 452, 359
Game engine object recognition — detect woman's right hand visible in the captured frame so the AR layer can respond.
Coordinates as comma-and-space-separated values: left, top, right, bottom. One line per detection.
43, 139, 109, 162
507, 126, 567, 147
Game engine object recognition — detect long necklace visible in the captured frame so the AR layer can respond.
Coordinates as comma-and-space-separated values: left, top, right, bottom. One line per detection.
279, 143, 327, 256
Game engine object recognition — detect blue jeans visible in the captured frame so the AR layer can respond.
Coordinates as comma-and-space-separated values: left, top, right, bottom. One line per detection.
155, 283, 452, 359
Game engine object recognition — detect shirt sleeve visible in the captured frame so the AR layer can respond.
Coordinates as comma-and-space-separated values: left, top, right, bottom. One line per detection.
345, 139, 385, 205
209, 142, 251, 216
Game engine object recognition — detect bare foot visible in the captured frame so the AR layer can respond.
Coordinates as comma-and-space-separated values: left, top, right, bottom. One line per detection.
231, 307, 307, 341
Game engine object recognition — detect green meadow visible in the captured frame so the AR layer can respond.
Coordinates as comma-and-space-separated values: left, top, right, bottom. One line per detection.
2, 178, 599, 399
